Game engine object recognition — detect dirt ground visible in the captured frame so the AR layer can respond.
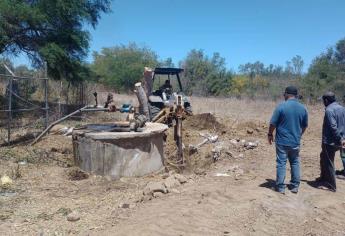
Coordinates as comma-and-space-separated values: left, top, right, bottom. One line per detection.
1, 99, 345, 236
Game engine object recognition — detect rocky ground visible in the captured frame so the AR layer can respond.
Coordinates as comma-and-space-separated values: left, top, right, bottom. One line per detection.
1, 100, 345, 236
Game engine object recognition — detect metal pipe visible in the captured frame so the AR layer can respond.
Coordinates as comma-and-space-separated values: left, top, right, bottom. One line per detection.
30, 105, 110, 145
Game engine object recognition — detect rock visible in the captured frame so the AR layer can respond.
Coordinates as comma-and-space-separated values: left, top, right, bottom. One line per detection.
164, 176, 181, 190
215, 173, 230, 177
169, 188, 181, 194
161, 172, 170, 179
212, 146, 222, 161
246, 128, 254, 134
153, 192, 164, 198
118, 203, 136, 209
238, 154, 244, 158
174, 174, 188, 184
1, 175, 13, 188
118, 203, 130, 208
225, 151, 233, 158
244, 141, 259, 150
67, 211, 80, 222
228, 165, 240, 172
230, 139, 239, 145
143, 181, 167, 195
235, 168, 244, 175
140, 195, 153, 202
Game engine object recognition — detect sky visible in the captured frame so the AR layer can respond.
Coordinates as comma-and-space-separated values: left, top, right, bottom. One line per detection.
13, 0, 345, 72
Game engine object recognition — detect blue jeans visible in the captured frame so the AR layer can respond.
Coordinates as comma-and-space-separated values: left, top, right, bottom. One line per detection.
276, 144, 300, 192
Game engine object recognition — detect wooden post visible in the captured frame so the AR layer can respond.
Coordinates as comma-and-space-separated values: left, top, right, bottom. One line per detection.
58, 81, 62, 118
135, 82, 150, 119
3, 64, 15, 144
175, 95, 184, 166
142, 67, 154, 98
7, 77, 12, 143
44, 62, 49, 128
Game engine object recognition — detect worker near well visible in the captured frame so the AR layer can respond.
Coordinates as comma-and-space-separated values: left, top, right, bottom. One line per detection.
268, 86, 308, 194
316, 92, 345, 192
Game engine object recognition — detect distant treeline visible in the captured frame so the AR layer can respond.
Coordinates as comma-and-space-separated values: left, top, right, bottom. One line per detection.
2, 38, 345, 101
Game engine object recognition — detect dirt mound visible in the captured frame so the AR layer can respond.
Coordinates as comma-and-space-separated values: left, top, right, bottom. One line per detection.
165, 113, 227, 173
184, 113, 224, 131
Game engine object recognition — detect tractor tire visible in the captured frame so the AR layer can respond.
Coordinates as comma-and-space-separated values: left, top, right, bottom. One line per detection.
149, 103, 162, 121
184, 102, 193, 115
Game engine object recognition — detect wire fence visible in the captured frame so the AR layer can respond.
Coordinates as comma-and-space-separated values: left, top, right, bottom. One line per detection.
0, 64, 93, 145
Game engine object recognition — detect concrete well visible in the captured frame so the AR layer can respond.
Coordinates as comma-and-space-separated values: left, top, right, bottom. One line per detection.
72, 122, 168, 179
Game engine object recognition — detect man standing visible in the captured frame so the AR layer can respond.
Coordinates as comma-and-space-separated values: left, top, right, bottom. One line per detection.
318, 92, 345, 191
268, 86, 308, 194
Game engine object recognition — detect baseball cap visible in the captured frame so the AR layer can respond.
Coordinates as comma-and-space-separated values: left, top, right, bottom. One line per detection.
284, 86, 298, 95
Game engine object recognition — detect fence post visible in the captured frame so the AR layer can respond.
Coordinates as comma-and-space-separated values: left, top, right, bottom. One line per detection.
44, 62, 49, 128
7, 77, 12, 143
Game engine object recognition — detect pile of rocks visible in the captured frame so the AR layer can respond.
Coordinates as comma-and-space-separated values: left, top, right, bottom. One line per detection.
140, 173, 188, 201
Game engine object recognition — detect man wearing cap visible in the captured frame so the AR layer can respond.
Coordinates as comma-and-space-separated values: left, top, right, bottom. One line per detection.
268, 86, 308, 194
317, 92, 345, 191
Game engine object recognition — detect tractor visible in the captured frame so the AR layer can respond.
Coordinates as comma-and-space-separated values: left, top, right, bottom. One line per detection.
146, 67, 192, 123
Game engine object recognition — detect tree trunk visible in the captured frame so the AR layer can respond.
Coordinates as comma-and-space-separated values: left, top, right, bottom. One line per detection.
135, 82, 150, 119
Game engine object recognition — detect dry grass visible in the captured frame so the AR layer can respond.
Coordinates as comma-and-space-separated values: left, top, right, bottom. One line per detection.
190, 97, 277, 121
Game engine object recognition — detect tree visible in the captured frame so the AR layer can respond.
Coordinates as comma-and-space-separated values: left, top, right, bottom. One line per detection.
238, 61, 265, 78
159, 57, 175, 68
0, 0, 111, 82
291, 55, 304, 75
91, 43, 159, 92
335, 38, 345, 64
181, 50, 231, 96
305, 38, 345, 99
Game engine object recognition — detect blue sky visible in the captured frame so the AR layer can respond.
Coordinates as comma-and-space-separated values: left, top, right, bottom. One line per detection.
13, 0, 345, 71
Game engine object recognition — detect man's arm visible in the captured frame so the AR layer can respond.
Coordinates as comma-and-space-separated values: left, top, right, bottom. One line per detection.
268, 106, 281, 145
268, 124, 275, 145
326, 110, 342, 143
301, 109, 308, 135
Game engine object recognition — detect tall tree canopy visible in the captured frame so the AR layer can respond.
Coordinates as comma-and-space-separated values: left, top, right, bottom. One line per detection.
181, 49, 232, 96
0, 0, 111, 82
91, 43, 159, 92
302, 37, 345, 99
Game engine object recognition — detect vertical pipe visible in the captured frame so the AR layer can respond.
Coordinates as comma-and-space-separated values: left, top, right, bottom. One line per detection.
7, 77, 12, 143
44, 62, 49, 128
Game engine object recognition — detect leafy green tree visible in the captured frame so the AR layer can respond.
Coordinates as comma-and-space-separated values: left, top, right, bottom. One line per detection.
304, 38, 345, 99
335, 38, 345, 64
291, 55, 304, 75
159, 57, 175, 68
0, 0, 111, 82
91, 43, 159, 92
181, 50, 231, 96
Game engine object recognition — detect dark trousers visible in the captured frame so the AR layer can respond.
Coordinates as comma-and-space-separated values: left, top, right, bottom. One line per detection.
320, 143, 339, 190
